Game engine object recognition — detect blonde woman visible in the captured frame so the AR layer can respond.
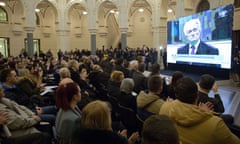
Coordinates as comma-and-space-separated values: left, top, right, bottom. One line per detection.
107, 70, 124, 98
71, 100, 139, 144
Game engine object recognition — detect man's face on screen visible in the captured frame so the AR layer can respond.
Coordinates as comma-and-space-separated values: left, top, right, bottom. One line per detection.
184, 19, 201, 45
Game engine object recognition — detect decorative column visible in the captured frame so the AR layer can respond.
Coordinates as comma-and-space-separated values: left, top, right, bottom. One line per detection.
87, 0, 97, 55
22, 0, 38, 56
25, 28, 35, 56
175, 0, 185, 18
120, 28, 128, 49
56, 0, 70, 52
89, 29, 97, 55
56, 30, 70, 52
152, 0, 167, 69
118, 0, 128, 49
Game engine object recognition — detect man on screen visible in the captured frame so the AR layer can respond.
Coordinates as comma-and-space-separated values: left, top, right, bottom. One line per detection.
177, 18, 219, 55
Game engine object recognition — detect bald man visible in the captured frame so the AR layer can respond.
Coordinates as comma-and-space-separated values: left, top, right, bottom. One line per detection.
177, 18, 219, 55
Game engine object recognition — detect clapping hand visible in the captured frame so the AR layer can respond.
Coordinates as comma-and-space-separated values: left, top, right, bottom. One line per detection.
0, 110, 8, 125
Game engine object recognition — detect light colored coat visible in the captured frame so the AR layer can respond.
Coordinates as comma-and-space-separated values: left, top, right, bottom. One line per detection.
55, 107, 81, 144
160, 100, 240, 144
0, 98, 39, 138
137, 91, 164, 114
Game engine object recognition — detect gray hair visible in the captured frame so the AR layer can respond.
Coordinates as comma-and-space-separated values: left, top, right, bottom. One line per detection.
120, 78, 134, 94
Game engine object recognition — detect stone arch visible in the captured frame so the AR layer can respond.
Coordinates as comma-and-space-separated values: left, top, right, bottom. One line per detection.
128, 0, 153, 18
65, 0, 87, 23
5, 0, 24, 24
35, 0, 58, 22
97, 0, 119, 28
0, 5, 11, 23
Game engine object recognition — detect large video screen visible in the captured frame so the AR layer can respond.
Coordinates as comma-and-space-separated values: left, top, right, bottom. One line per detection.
167, 4, 233, 69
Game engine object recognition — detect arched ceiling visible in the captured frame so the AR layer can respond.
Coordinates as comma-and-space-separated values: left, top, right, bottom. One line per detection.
129, 0, 151, 17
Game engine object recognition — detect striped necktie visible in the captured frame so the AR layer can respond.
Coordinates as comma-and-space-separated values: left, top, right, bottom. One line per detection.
190, 45, 195, 55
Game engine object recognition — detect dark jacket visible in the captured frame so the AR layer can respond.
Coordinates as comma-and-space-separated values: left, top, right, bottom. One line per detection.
132, 70, 147, 94
118, 92, 137, 112
198, 91, 225, 113
16, 77, 40, 97
107, 80, 121, 98
1, 84, 34, 109
177, 41, 219, 55
71, 127, 128, 144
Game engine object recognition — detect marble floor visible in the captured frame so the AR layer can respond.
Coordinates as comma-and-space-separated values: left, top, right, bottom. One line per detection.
214, 80, 240, 126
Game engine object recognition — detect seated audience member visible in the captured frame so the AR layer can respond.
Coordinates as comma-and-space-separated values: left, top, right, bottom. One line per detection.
68, 60, 81, 85
26, 63, 46, 87
78, 64, 95, 96
88, 64, 110, 89
149, 63, 160, 77
112, 58, 130, 78
55, 82, 82, 144
130, 60, 147, 93
119, 78, 137, 112
107, 70, 124, 98
137, 75, 165, 114
142, 115, 180, 144
0, 110, 51, 144
198, 74, 224, 113
59, 67, 71, 80
198, 74, 240, 136
160, 77, 240, 144
16, 68, 43, 98
0, 68, 37, 109
71, 100, 139, 144
165, 71, 184, 99
0, 86, 52, 143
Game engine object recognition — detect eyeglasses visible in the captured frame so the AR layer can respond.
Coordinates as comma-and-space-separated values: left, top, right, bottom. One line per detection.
186, 28, 199, 35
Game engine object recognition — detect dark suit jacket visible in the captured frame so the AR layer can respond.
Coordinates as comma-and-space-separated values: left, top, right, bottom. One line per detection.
177, 41, 219, 55
176, 41, 220, 67
198, 91, 225, 113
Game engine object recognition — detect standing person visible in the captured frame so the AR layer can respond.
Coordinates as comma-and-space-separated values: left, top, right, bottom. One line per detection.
55, 82, 81, 144
160, 77, 240, 144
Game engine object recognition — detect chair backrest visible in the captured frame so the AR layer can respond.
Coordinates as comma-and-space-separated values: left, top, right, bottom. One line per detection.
137, 108, 154, 121
118, 104, 143, 134
107, 95, 121, 121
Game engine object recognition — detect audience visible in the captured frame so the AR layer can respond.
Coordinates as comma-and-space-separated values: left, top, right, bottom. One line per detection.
165, 71, 184, 99
0, 49, 239, 144
119, 78, 137, 112
142, 115, 180, 144
130, 60, 147, 93
160, 77, 240, 144
55, 82, 81, 144
137, 75, 164, 114
0, 68, 36, 109
0, 86, 51, 144
198, 74, 224, 113
107, 70, 124, 98
71, 100, 139, 144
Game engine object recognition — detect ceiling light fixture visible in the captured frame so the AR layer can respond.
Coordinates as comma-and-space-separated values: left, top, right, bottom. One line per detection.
35, 9, 40, 12
0, 2, 6, 6
168, 9, 173, 13
138, 8, 144, 12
